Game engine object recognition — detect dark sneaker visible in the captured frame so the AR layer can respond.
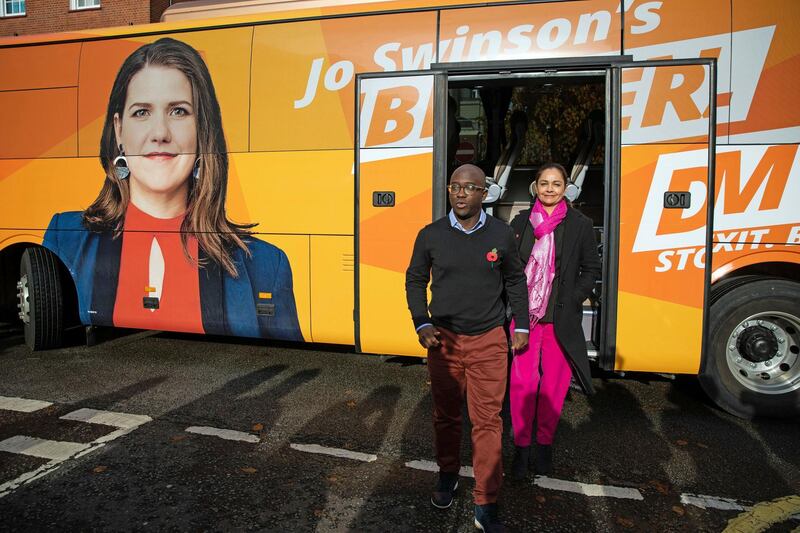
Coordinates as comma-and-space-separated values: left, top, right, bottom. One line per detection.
474, 503, 506, 532
431, 471, 459, 509
510, 445, 530, 481
534, 444, 553, 476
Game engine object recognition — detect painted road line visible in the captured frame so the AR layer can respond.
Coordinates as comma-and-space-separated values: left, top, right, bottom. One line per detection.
405, 460, 643, 501
290, 443, 377, 463
60, 408, 152, 429
405, 459, 474, 478
0, 435, 90, 461
681, 493, 749, 511
535, 476, 644, 501
185, 426, 260, 443
0, 410, 153, 499
0, 396, 53, 413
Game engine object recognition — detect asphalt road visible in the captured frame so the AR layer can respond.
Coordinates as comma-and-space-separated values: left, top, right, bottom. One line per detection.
0, 326, 798, 532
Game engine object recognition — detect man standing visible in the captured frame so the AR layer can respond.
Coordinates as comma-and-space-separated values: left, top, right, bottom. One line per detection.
405, 164, 529, 532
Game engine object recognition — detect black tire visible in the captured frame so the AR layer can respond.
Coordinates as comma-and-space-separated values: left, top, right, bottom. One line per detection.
18, 247, 63, 351
700, 277, 800, 419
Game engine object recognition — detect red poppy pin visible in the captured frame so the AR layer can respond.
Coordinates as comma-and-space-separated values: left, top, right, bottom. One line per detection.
486, 248, 498, 268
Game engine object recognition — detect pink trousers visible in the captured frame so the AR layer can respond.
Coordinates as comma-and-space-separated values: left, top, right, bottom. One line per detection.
510, 322, 572, 447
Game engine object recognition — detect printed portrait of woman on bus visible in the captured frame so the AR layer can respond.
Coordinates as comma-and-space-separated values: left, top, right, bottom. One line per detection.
43, 37, 303, 341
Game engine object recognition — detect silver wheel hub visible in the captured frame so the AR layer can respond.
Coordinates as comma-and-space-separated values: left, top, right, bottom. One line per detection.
16, 274, 30, 325
726, 312, 800, 395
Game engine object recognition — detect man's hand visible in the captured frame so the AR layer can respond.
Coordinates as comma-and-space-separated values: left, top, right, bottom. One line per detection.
512, 331, 529, 352
417, 325, 442, 349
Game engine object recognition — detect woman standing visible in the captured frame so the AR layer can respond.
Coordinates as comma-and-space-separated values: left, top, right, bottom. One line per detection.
508, 162, 600, 479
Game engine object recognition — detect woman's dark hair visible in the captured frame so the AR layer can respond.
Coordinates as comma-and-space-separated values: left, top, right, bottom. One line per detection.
534, 162, 569, 183
83, 37, 254, 277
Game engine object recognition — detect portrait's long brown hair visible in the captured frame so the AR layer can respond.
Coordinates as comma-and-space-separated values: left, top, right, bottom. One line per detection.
83, 37, 254, 277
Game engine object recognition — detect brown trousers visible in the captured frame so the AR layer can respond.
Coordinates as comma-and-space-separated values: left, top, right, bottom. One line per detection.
427, 325, 508, 505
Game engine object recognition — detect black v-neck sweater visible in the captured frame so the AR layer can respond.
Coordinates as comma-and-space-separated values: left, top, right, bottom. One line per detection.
405, 215, 529, 335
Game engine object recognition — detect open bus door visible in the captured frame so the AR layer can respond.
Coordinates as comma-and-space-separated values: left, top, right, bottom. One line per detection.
605, 58, 717, 375
355, 71, 447, 356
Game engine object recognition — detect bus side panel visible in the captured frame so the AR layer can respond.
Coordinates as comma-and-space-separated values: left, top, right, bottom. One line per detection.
623, 0, 731, 143
616, 144, 708, 374
311, 235, 354, 345
250, 11, 437, 152
358, 151, 431, 357
0, 42, 80, 91
438, 0, 622, 62
708, 145, 800, 279
357, 74, 436, 357
730, 0, 800, 144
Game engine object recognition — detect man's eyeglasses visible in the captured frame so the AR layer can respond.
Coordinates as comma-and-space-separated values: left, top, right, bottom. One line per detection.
447, 183, 486, 195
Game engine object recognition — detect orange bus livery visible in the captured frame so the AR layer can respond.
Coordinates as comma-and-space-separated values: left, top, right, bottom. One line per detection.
0, 0, 798, 419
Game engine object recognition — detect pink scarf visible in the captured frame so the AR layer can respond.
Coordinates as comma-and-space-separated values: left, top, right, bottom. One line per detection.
525, 199, 567, 327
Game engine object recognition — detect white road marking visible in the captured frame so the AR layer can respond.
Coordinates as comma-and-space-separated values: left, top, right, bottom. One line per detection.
60, 408, 152, 429
404, 460, 643, 500
0, 396, 53, 413
535, 476, 644, 501
404, 459, 474, 478
185, 426, 260, 443
0, 435, 90, 461
0, 405, 153, 499
681, 493, 749, 511
290, 443, 377, 463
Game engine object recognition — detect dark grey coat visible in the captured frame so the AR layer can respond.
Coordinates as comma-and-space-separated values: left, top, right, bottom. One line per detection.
509, 206, 601, 394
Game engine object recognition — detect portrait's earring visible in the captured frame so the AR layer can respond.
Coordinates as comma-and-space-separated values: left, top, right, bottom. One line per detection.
113, 145, 130, 180
192, 158, 201, 180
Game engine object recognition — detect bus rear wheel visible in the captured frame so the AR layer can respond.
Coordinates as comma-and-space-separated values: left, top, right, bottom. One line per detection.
18, 247, 64, 351
701, 277, 800, 419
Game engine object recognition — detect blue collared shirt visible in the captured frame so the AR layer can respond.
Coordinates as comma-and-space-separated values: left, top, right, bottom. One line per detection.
416, 210, 528, 335
448, 209, 486, 234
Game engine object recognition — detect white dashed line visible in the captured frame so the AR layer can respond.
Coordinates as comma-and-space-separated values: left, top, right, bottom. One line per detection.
185, 426, 260, 443
681, 493, 749, 511
404, 460, 643, 500
535, 476, 644, 500
0, 396, 53, 413
60, 408, 152, 429
0, 435, 90, 461
290, 443, 377, 463
405, 459, 474, 478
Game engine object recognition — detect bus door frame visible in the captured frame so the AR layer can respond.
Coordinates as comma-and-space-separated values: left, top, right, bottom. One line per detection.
434, 56, 630, 363
353, 69, 448, 353
606, 57, 717, 371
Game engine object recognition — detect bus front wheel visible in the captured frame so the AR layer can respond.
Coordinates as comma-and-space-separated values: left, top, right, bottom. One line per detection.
18, 247, 64, 351
701, 277, 800, 419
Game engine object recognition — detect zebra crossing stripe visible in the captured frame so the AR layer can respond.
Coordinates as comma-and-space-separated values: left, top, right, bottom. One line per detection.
0, 396, 53, 413
60, 408, 152, 429
0, 435, 90, 461
185, 426, 260, 443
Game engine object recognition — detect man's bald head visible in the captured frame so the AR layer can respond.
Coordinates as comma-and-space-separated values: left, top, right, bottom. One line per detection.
451, 164, 486, 186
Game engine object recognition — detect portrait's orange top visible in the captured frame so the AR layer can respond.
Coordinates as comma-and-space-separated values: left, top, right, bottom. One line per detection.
112, 203, 204, 333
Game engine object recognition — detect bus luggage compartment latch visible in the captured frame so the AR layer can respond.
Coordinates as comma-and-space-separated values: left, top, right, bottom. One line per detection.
663, 191, 690, 209
372, 191, 395, 207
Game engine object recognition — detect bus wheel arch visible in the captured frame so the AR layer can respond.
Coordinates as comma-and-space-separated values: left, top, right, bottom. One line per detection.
701, 275, 800, 419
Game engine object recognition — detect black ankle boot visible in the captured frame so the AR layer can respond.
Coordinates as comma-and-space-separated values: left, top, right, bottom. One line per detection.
534, 444, 553, 475
511, 445, 530, 481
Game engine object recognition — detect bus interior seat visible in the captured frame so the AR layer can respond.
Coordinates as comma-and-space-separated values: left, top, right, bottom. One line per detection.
484, 110, 528, 205
566, 109, 604, 202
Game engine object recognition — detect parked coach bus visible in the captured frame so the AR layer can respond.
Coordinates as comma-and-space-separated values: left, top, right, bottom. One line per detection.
0, 0, 798, 418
